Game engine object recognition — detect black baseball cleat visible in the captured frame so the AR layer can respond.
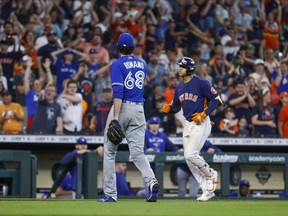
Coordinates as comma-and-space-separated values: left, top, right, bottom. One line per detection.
146, 181, 160, 202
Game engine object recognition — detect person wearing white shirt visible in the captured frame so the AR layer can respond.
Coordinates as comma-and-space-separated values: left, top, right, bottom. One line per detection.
57, 80, 83, 134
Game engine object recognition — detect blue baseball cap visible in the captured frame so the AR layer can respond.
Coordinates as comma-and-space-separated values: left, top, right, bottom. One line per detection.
117, 33, 134, 47
63, 49, 73, 55
241, 1, 251, 8
76, 137, 87, 144
239, 180, 250, 187
148, 116, 161, 124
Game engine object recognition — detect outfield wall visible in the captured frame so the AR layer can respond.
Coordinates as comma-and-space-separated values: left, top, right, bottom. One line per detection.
1, 136, 288, 198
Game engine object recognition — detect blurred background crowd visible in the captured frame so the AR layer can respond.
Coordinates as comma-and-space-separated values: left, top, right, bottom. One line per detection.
0, 0, 288, 138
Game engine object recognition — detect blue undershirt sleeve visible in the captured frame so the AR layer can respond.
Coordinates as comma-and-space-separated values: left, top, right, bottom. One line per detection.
112, 85, 124, 99
205, 99, 219, 116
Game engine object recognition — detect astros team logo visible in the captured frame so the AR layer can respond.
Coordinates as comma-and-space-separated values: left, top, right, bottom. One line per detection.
181, 58, 187, 65
211, 87, 217, 94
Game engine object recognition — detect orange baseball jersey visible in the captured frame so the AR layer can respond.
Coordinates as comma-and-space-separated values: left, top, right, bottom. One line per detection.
278, 103, 288, 137
0, 103, 24, 134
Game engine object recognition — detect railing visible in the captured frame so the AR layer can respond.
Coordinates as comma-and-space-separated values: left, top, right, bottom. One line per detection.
0, 135, 288, 147
76, 152, 288, 199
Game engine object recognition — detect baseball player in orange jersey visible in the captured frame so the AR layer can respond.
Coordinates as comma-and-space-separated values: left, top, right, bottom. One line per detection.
163, 57, 222, 201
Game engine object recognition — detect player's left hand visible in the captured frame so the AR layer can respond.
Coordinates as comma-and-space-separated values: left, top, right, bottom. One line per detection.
191, 112, 207, 124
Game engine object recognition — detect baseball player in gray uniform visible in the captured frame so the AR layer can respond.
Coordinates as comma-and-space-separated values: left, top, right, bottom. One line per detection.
97, 33, 159, 202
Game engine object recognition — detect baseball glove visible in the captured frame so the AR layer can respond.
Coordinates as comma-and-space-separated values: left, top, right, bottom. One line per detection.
107, 120, 125, 145
191, 112, 207, 124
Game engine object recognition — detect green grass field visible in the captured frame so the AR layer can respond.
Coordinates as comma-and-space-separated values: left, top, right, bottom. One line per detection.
0, 199, 287, 216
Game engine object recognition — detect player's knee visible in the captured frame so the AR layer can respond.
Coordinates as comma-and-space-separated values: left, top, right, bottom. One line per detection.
129, 148, 143, 162
185, 151, 199, 164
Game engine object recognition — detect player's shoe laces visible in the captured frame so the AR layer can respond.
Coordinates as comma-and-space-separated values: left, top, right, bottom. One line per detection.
97, 197, 117, 202
146, 181, 160, 202
206, 170, 219, 193
196, 191, 215, 202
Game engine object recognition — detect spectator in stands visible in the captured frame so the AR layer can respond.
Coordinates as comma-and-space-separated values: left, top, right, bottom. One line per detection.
263, 48, 279, 75
57, 79, 83, 134
103, 30, 119, 60
51, 48, 86, 94
145, 23, 158, 55
82, 34, 109, 63
228, 79, 256, 124
93, 61, 113, 103
144, 83, 162, 120
195, 0, 215, 32
186, 19, 214, 62
177, 140, 222, 198
249, 59, 269, 87
62, 25, 79, 48
238, 45, 257, 76
166, 49, 178, 74
162, 75, 179, 104
220, 24, 242, 63
209, 43, 225, 79
230, 179, 252, 198
0, 39, 23, 91
215, 0, 229, 27
36, 15, 62, 40
14, 55, 30, 107
246, 76, 259, 102
133, 43, 146, 63
237, 117, 250, 138
35, 23, 62, 51
72, 60, 95, 114
37, 29, 61, 78
30, 84, 62, 135
262, 11, 281, 52
20, 31, 38, 71
278, 92, 288, 138
278, 62, 288, 95
24, 58, 53, 132
146, 52, 167, 90
89, 87, 112, 135
247, 19, 263, 58
72, 0, 99, 36
0, 21, 14, 41
0, 90, 24, 134
268, 64, 282, 106
60, 137, 103, 199
164, 18, 187, 51
234, 1, 253, 37
87, 48, 100, 79
251, 88, 277, 137
218, 107, 239, 136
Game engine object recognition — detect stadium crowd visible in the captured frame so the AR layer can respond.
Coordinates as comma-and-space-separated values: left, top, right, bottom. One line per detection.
0, 0, 288, 138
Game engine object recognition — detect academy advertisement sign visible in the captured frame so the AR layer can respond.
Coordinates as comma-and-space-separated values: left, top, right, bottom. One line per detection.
213, 154, 239, 163
248, 156, 285, 163
165, 155, 186, 162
